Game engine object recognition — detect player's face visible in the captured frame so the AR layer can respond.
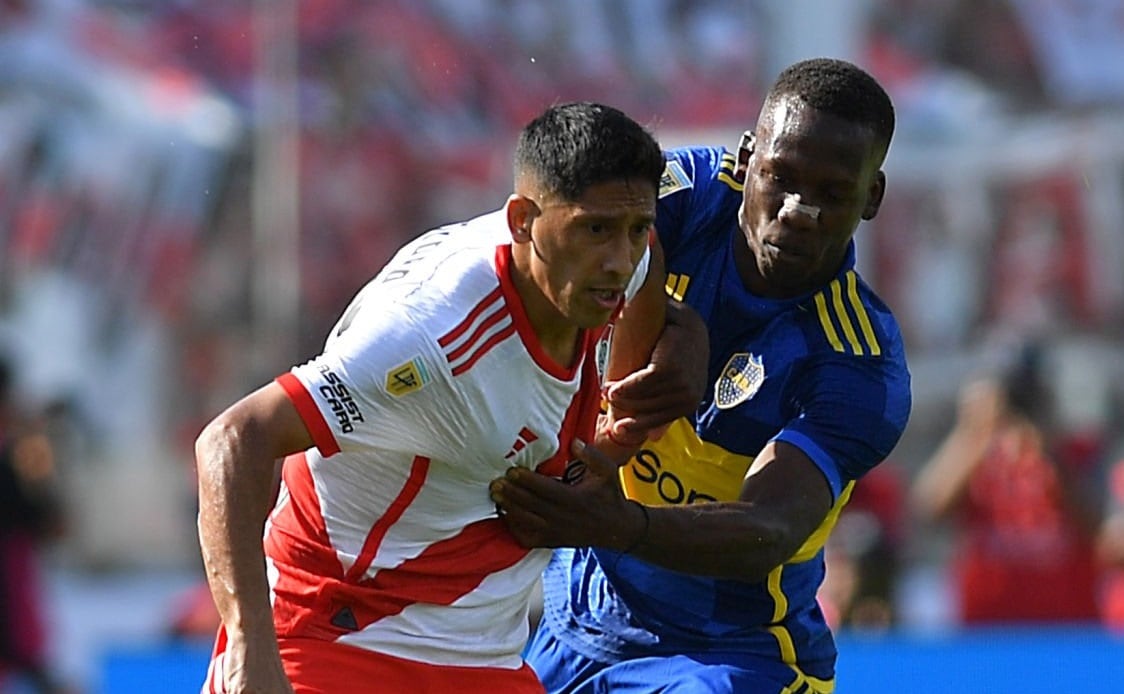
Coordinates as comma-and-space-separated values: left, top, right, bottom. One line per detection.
738, 97, 886, 298
518, 178, 656, 330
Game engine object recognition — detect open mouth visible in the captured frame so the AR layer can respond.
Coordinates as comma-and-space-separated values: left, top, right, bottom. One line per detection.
590, 288, 623, 309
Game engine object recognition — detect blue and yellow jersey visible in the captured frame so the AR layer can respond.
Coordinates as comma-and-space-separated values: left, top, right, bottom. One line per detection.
540, 146, 912, 685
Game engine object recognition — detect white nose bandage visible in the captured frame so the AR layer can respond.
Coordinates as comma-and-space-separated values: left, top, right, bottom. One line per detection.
781, 193, 820, 220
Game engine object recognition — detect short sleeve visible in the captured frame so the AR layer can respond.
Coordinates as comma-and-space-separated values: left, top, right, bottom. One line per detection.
279, 301, 453, 460
774, 354, 912, 500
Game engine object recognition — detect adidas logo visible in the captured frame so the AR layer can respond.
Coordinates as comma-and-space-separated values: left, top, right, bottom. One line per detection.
504, 427, 539, 459
331, 606, 358, 631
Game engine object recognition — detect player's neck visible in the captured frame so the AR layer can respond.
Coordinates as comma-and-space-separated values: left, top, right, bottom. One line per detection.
511, 268, 582, 369
524, 296, 582, 368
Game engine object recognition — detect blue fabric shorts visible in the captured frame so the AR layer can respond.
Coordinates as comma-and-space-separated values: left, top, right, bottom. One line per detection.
524, 620, 829, 694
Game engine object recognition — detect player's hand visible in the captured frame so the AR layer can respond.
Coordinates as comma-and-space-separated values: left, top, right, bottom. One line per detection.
604, 299, 708, 442
216, 630, 294, 694
955, 378, 1005, 438
490, 439, 646, 552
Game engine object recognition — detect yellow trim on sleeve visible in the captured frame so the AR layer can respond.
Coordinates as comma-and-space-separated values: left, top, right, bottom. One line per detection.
784, 667, 835, 694
767, 624, 798, 665
767, 564, 788, 623
789, 481, 855, 563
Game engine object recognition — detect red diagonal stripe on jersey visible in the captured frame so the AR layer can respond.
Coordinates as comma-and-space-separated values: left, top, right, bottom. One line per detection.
344, 456, 431, 583
451, 322, 517, 376
519, 427, 539, 443
266, 452, 350, 635
443, 301, 509, 364
266, 453, 344, 578
535, 334, 602, 478
347, 518, 529, 629
437, 286, 504, 348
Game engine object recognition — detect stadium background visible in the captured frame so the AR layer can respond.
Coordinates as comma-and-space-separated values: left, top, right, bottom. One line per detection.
1, 0, 1123, 691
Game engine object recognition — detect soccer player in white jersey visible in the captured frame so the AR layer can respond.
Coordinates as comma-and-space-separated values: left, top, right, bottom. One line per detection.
194, 102, 706, 694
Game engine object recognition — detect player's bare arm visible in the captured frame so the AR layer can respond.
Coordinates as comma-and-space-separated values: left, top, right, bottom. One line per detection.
491, 439, 650, 553
196, 381, 311, 693
492, 439, 832, 583
630, 441, 832, 581
604, 296, 708, 438
597, 239, 709, 456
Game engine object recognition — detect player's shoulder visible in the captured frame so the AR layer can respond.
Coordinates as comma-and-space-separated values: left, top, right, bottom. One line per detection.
376, 209, 507, 288
799, 268, 907, 366
658, 146, 741, 253
660, 145, 742, 199
326, 210, 507, 350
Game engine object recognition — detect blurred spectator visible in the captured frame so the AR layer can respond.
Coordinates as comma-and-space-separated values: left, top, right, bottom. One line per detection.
166, 581, 221, 642
1097, 455, 1124, 631
0, 356, 67, 693
939, 0, 1046, 109
910, 342, 1105, 625
820, 462, 908, 632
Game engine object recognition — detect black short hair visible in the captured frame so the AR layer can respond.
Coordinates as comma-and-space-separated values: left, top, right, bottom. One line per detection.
514, 102, 665, 201
765, 58, 895, 155
1000, 340, 1050, 422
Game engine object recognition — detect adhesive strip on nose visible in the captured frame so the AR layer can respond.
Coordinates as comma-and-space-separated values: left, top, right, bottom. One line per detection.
782, 193, 820, 220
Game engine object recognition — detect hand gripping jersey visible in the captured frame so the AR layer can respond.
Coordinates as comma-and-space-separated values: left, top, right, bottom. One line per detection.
266, 210, 649, 671
537, 148, 912, 690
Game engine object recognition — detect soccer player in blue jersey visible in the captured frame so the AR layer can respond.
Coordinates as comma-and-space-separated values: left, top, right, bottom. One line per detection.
490, 58, 912, 693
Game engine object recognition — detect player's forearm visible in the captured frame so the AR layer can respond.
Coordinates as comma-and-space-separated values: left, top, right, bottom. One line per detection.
911, 429, 987, 520
195, 416, 281, 637
605, 236, 667, 381
626, 502, 800, 582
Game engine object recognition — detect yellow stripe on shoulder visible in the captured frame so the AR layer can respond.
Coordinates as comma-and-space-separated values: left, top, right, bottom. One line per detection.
717, 172, 743, 191
718, 152, 744, 191
813, 292, 844, 353
813, 277, 882, 357
845, 271, 881, 356
664, 273, 690, 302
829, 279, 864, 355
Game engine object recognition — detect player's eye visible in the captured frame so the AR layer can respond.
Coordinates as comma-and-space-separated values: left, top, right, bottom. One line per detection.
758, 168, 785, 187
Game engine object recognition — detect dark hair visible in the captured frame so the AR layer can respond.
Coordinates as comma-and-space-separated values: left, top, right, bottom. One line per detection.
0, 353, 11, 404
1001, 341, 1050, 421
514, 102, 665, 202
765, 58, 895, 155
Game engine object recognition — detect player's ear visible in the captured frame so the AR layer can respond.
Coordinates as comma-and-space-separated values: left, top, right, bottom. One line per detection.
506, 194, 538, 243
861, 171, 886, 221
734, 129, 755, 183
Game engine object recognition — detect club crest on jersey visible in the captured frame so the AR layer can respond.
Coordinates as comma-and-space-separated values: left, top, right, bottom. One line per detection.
715, 352, 764, 409
385, 358, 431, 397
595, 324, 613, 386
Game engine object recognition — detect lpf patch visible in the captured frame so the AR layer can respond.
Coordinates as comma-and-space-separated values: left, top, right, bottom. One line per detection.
385, 358, 431, 397
715, 353, 764, 409
659, 160, 692, 198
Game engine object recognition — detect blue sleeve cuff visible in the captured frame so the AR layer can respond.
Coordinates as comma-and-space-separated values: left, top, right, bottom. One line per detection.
773, 429, 844, 502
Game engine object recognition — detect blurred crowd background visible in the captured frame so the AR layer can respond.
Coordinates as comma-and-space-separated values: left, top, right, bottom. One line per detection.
2, 0, 1124, 691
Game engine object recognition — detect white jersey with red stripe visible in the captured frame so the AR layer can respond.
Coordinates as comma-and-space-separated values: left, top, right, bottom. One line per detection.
265, 208, 650, 671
